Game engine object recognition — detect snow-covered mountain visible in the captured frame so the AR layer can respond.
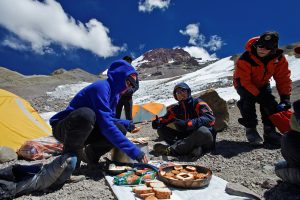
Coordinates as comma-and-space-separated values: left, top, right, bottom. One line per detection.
47, 55, 300, 107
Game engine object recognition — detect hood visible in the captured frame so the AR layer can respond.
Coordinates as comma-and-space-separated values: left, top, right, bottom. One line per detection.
107, 60, 137, 94
244, 36, 283, 57
173, 82, 192, 101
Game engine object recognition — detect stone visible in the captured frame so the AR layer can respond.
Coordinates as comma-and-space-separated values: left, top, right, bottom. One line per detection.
196, 89, 229, 132
0, 146, 17, 163
225, 182, 261, 200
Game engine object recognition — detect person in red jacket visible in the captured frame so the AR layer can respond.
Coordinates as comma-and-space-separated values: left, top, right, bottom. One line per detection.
233, 31, 292, 146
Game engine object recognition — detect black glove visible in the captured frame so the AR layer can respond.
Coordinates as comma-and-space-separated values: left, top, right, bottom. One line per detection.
174, 118, 187, 131
135, 151, 145, 162
128, 121, 135, 132
152, 115, 161, 129
277, 95, 291, 111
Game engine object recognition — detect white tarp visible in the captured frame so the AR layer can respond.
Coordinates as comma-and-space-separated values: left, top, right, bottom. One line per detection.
105, 174, 248, 200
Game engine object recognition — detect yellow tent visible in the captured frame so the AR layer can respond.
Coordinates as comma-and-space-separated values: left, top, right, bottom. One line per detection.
0, 89, 51, 151
122, 102, 167, 123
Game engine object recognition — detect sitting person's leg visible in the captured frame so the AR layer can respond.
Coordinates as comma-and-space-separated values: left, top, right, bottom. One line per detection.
275, 160, 300, 186
157, 126, 181, 145
170, 126, 213, 156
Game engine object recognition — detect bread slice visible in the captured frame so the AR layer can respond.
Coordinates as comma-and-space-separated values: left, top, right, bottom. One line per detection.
144, 179, 163, 187
174, 165, 183, 170
153, 187, 172, 199
144, 195, 158, 200
138, 192, 156, 199
133, 186, 153, 194
149, 182, 166, 188
186, 166, 197, 172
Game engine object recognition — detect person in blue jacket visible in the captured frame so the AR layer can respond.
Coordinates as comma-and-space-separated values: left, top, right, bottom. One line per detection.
151, 82, 215, 161
115, 56, 139, 120
50, 58, 148, 167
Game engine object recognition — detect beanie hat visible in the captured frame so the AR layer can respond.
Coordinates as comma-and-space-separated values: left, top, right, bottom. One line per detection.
256, 32, 279, 51
293, 99, 300, 120
294, 45, 300, 54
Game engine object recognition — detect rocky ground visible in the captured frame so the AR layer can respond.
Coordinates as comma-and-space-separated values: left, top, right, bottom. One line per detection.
1, 76, 300, 200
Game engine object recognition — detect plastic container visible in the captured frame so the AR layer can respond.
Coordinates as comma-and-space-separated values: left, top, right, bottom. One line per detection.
110, 142, 149, 163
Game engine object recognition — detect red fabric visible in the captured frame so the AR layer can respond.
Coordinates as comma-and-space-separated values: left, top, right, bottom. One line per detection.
269, 110, 293, 134
295, 45, 300, 54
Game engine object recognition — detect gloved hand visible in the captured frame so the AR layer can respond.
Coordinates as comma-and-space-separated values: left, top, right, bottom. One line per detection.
174, 118, 187, 131
277, 95, 291, 111
128, 121, 135, 132
186, 119, 197, 131
152, 115, 161, 129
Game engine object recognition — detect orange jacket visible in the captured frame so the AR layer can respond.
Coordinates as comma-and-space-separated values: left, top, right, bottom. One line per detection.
233, 37, 292, 97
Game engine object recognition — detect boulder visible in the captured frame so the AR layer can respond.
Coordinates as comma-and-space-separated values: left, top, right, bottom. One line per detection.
195, 89, 229, 132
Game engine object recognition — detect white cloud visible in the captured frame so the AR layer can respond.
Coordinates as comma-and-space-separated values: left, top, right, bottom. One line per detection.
181, 46, 217, 61
0, 0, 125, 57
2, 37, 28, 51
138, 0, 171, 12
179, 23, 224, 51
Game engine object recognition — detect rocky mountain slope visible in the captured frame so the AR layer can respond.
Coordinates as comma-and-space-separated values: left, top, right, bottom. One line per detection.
133, 48, 218, 80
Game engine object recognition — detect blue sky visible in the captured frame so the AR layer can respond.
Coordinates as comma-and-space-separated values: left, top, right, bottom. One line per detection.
0, 0, 299, 75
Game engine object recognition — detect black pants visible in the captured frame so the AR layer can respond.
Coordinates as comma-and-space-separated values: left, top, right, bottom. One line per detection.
236, 84, 278, 128
115, 96, 133, 120
52, 107, 127, 161
157, 126, 213, 155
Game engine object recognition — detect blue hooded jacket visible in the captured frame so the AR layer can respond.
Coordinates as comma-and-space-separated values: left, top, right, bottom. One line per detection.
50, 60, 142, 160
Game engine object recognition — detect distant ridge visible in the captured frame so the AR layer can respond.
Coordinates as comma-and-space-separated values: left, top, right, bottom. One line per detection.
0, 67, 99, 100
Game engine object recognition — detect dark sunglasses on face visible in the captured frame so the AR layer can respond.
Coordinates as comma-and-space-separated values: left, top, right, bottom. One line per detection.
257, 45, 271, 50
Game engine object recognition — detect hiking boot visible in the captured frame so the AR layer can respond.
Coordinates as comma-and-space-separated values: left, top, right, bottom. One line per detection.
190, 146, 203, 161
245, 127, 263, 146
75, 146, 98, 169
263, 125, 282, 147
153, 143, 172, 156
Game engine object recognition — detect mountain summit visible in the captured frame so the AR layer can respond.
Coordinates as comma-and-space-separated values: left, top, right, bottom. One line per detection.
132, 48, 217, 80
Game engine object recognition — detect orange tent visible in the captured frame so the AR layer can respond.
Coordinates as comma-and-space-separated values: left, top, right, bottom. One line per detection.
121, 102, 167, 123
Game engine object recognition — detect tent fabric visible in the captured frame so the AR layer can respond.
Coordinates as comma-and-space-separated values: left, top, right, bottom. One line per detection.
121, 102, 167, 123
0, 89, 51, 151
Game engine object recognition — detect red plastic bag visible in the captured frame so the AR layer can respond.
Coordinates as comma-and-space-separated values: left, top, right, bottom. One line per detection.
269, 110, 293, 134
17, 136, 63, 160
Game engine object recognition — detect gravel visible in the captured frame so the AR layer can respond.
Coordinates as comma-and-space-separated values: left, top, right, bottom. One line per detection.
2, 80, 300, 200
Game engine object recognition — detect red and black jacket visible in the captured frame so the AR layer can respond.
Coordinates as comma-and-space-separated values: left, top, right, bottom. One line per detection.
159, 82, 215, 130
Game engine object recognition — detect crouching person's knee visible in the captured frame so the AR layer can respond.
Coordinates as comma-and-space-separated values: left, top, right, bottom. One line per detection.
73, 107, 96, 127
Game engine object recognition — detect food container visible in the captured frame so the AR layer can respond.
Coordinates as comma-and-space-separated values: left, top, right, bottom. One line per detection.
110, 142, 149, 164
158, 165, 212, 188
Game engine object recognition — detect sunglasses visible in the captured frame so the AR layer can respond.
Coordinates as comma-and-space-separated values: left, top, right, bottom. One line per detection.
257, 44, 274, 50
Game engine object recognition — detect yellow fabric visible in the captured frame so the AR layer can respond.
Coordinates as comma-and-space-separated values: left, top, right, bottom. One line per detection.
0, 89, 50, 151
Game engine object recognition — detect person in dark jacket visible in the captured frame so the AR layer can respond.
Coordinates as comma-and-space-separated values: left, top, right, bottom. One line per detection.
151, 82, 215, 160
233, 31, 292, 146
275, 99, 300, 186
115, 56, 139, 120
50, 59, 148, 167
